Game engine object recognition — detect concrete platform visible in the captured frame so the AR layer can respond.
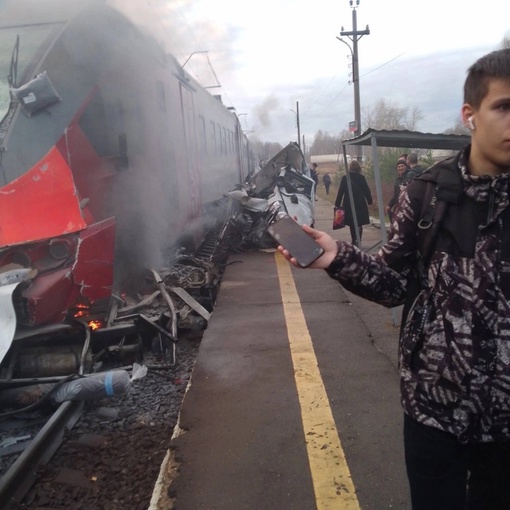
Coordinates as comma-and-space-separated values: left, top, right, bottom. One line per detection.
150, 198, 410, 510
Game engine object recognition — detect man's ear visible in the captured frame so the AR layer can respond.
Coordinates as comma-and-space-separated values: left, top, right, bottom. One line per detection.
462, 105, 475, 130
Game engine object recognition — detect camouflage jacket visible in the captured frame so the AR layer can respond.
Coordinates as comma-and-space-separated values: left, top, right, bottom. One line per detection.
326, 146, 510, 443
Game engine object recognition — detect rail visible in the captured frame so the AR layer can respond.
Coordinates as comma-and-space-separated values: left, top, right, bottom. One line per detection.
0, 400, 83, 509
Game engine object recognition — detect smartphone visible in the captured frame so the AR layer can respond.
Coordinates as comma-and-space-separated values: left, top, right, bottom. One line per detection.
267, 215, 324, 268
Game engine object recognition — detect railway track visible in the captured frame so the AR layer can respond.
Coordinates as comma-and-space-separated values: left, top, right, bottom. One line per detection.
0, 215, 237, 508
0, 400, 83, 509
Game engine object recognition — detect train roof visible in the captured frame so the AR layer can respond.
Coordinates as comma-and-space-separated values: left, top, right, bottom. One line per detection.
0, 0, 101, 27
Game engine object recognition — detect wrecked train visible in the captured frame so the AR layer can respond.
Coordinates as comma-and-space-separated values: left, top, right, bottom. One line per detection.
0, 3, 253, 378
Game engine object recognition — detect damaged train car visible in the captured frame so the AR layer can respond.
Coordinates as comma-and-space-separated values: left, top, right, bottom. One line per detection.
0, 2, 254, 384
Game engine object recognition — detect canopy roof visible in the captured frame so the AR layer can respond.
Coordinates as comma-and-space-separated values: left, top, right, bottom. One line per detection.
342, 128, 470, 150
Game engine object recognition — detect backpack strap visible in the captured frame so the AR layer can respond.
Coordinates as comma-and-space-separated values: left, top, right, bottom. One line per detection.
400, 181, 447, 333
399, 157, 464, 335
416, 181, 449, 273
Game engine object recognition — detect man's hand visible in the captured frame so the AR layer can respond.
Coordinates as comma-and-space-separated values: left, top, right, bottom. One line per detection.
277, 224, 338, 269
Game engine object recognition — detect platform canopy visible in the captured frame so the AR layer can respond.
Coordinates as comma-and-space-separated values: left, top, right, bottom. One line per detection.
339, 128, 471, 247
341, 128, 470, 150
340, 128, 471, 238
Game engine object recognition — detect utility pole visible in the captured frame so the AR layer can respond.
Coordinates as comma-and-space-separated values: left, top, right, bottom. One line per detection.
296, 101, 301, 150
338, 0, 369, 161
290, 101, 301, 149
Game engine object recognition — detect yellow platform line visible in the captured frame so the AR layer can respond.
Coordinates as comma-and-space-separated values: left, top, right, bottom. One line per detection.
275, 253, 360, 510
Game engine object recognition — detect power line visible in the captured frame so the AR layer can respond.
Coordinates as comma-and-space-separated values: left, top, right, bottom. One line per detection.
303, 51, 407, 129
360, 52, 406, 78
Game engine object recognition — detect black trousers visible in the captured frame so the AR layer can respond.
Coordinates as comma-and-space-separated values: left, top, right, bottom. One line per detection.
348, 225, 363, 245
404, 414, 510, 510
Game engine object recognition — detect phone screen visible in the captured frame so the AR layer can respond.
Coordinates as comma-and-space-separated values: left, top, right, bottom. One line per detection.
267, 216, 324, 268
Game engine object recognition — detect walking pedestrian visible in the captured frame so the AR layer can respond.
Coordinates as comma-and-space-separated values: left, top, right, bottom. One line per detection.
334, 160, 372, 247
323, 172, 332, 194
278, 48, 510, 509
310, 163, 319, 200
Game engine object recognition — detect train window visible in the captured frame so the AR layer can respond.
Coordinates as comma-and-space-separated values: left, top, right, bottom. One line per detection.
217, 123, 222, 155
156, 81, 166, 112
222, 127, 227, 156
78, 92, 115, 157
210, 121, 217, 155
198, 115, 207, 155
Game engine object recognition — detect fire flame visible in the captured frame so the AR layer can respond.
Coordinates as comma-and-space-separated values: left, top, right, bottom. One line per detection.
88, 320, 102, 330
73, 303, 102, 330
74, 303, 89, 318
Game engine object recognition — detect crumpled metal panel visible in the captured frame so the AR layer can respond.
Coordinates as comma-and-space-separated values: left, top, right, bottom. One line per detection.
252, 142, 307, 195
21, 218, 115, 326
72, 217, 115, 301
22, 267, 75, 325
0, 146, 86, 247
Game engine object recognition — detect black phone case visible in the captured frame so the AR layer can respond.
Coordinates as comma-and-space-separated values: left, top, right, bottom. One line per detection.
267, 216, 324, 267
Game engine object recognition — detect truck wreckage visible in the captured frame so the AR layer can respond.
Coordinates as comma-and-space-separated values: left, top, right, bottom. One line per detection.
0, 143, 314, 407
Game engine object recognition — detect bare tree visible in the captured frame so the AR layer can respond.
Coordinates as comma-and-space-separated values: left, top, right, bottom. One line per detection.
443, 118, 470, 136
407, 106, 424, 131
310, 130, 342, 155
362, 98, 423, 131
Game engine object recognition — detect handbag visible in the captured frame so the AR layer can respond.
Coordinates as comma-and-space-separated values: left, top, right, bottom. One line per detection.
333, 206, 345, 230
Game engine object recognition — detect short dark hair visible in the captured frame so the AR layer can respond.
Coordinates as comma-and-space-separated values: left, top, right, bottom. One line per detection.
349, 160, 362, 173
407, 153, 418, 165
464, 49, 510, 108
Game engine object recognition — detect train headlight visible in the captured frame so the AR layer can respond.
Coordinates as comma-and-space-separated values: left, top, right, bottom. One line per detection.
48, 239, 72, 260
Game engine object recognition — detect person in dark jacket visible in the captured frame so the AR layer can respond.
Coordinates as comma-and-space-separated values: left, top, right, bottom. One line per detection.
406, 152, 425, 178
334, 160, 373, 247
278, 48, 510, 509
386, 159, 410, 221
322, 172, 332, 194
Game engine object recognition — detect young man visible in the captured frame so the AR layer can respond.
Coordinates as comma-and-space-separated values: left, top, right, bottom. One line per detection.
279, 48, 510, 509
406, 152, 425, 178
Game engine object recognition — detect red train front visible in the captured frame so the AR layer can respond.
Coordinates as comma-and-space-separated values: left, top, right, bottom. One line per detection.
0, 3, 248, 355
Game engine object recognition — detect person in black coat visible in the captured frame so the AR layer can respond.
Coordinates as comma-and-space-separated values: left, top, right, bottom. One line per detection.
386, 159, 414, 222
323, 172, 332, 194
335, 160, 373, 247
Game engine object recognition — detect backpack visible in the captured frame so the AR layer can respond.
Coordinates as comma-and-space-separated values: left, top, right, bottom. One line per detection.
399, 159, 464, 331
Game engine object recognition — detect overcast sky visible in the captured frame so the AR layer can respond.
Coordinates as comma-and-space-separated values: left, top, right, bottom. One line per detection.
116, 0, 509, 146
